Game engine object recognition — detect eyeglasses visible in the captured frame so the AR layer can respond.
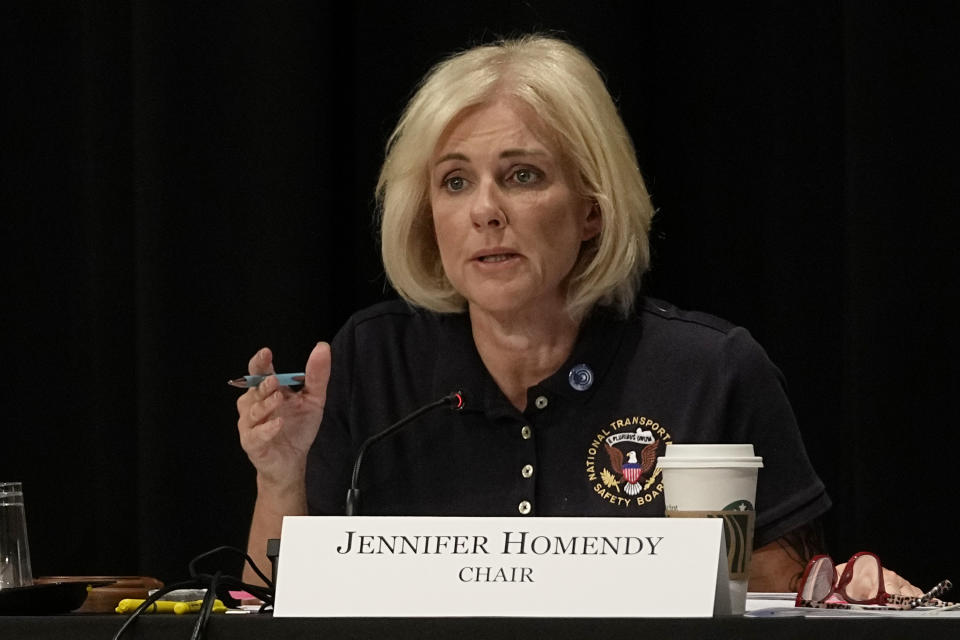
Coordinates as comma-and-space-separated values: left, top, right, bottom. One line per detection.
795, 551, 953, 610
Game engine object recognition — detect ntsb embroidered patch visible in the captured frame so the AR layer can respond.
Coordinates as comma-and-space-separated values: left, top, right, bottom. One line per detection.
584, 416, 673, 510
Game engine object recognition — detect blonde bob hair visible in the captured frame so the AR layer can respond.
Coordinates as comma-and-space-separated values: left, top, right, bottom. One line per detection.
377, 34, 654, 320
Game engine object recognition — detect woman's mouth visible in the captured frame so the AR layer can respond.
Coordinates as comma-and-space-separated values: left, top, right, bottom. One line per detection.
478, 253, 518, 263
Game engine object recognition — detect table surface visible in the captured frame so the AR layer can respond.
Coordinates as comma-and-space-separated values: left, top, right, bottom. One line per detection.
2, 613, 960, 640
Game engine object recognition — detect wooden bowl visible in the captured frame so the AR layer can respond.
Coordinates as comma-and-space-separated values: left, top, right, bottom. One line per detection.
34, 576, 164, 613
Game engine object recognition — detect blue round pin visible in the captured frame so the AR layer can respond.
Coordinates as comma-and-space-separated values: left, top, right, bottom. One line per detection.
568, 364, 594, 391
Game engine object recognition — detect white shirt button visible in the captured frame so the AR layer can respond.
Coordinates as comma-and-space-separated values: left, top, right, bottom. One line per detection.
518, 500, 532, 515
534, 395, 548, 410
521, 464, 534, 478
521, 425, 532, 439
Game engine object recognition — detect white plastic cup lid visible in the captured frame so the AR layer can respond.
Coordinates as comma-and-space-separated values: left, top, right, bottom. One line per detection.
657, 457, 763, 468
658, 444, 763, 468
661, 443, 755, 457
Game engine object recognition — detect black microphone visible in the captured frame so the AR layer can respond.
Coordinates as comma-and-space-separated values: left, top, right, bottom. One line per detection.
345, 390, 466, 516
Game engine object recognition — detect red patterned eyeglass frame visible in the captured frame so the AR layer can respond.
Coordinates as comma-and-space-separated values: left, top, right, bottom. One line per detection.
795, 551, 953, 610
795, 551, 888, 607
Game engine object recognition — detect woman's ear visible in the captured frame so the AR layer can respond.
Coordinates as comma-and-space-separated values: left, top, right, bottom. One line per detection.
581, 201, 602, 241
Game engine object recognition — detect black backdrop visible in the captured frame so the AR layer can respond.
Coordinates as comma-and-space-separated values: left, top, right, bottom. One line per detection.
3, 1, 958, 590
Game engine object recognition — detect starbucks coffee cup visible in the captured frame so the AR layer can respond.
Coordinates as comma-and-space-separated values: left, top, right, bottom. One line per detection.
658, 444, 763, 614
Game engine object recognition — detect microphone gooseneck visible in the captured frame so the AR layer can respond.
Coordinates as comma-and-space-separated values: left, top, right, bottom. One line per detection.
345, 390, 465, 516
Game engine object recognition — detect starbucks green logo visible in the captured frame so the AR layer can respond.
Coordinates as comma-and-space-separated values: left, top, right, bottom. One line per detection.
718, 500, 754, 579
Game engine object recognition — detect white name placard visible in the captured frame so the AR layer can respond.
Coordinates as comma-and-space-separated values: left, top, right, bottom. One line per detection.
274, 516, 729, 617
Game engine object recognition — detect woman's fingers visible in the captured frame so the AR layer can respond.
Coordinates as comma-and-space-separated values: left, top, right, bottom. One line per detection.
883, 568, 923, 597
834, 562, 924, 598
241, 415, 283, 456
248, 346, 276, 376
248, 389, 284, 425
303, 342, 331, 401
237, 364, 284, 430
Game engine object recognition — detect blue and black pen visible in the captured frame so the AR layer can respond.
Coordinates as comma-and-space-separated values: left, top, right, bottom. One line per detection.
227, 373, 305, 388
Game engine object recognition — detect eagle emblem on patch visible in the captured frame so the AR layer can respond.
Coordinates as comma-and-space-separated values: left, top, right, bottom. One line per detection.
584, 418, 672, 510
605, 440, 659, 496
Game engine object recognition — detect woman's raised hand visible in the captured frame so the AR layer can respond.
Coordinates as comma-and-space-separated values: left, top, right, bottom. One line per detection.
236, 342, 331, 490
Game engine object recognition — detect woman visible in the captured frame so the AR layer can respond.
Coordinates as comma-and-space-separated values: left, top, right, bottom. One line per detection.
237, 35, 919, 595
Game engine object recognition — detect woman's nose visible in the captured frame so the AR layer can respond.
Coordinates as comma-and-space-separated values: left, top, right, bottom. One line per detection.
469, 180, 507, 229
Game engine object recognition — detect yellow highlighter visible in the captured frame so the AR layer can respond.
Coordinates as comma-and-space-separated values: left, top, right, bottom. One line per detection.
173, 599, 227, 615
116, 599, 177, 614
116, 598, 227, 614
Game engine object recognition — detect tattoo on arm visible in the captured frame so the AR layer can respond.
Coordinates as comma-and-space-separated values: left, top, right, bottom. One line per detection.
776, 519, 827, 592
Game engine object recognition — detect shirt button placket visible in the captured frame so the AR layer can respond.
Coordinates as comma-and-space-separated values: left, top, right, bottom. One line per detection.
518, 395, 547, 516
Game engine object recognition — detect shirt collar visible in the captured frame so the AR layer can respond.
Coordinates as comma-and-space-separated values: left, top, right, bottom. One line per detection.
535, 306, 631, 405
432, 305, 635, 417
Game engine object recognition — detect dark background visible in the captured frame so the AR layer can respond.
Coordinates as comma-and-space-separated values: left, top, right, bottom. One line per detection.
3, 1, 958, 590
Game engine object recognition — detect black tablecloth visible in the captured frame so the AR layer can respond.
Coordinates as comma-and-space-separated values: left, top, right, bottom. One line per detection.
2, 614, 960, 640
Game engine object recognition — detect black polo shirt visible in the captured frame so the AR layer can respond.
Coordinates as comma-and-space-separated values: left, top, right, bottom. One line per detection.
305, 297, 831, 547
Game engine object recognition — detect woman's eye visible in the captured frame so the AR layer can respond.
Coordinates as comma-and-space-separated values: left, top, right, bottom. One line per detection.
512, 168, 539, 184
444, 176, 466, 192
